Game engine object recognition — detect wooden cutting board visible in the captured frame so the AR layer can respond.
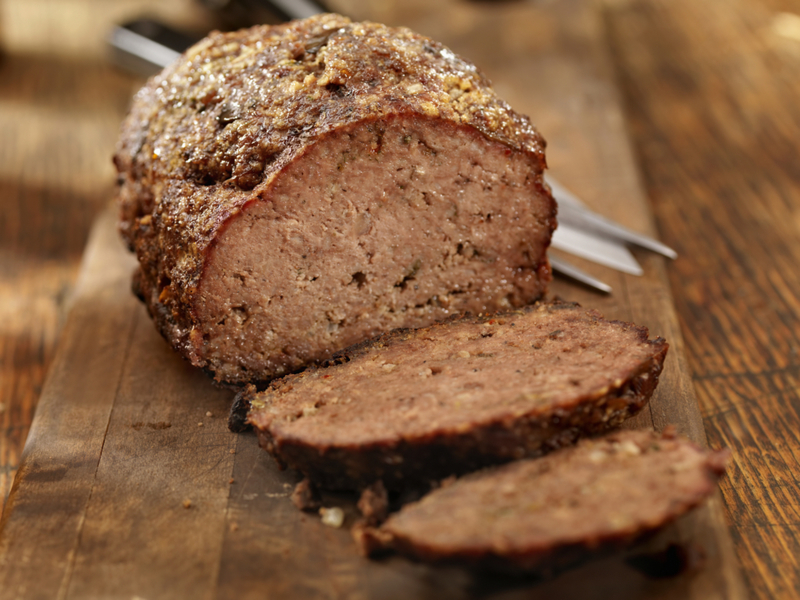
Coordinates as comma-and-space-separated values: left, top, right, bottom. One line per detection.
0, 0, 745, 598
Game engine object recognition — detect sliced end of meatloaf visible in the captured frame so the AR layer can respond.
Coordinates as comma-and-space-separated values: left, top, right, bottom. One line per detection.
357, 429, 729, 573
246, 301, 669, 490
194, 114, 554, 383
114, 14, 555, 384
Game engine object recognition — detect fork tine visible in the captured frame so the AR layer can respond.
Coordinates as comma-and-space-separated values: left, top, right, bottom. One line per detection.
548, 255, 612, 294
547, 177, 678, 260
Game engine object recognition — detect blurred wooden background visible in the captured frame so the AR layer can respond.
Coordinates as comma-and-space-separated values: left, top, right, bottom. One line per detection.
1, 0, 799, 597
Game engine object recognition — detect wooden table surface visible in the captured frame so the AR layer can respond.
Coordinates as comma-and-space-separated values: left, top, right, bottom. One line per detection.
1, 0, 798, 598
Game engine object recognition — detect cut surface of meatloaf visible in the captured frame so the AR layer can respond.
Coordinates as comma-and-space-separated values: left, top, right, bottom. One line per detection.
114, 13, 556, 384
246, 301, 668, 490
357, 429, 729, 573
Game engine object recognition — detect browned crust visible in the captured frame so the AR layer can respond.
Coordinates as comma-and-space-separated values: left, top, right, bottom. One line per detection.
114, 14, 550, 369
246, 302, 669, 490
358, 429, 729, 574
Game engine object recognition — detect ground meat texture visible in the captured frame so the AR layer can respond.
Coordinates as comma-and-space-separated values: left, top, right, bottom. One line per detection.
357, 481, 390, 526
358, 429, 729, 573
291, 478, 321, 512
114, 14, 555, 384
246, 301, 669, 490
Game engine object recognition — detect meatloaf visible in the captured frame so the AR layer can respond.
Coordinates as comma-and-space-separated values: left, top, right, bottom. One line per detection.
114, 14, 556, 384
245, 301, 668, 490
356, 428, 729, 573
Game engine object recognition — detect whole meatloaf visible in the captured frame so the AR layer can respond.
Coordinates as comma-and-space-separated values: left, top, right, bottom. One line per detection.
356, 428, 729, 573
114, 14, 556, 384
245, 301, 668, 490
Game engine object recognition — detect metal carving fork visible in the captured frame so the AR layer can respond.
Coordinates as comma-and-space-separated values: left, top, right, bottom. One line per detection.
108, 2, 677, 293
547, 178, 676, 292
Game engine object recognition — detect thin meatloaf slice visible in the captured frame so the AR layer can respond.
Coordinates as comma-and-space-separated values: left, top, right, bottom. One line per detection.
114, 13, 556, 384
246, 301, 668, 490
357, 429, 729, 573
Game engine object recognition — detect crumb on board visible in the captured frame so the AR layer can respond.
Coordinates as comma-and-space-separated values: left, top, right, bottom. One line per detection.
229, 478, 235, 484
198, 422, 204, 427
206, 411, 213, 417
320, 506, 345, 528
182, 499, 192, 509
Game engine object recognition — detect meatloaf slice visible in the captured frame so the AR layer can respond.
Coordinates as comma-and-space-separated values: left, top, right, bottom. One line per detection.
357, 429, 729, 573
114, 14, 556, 384
246, 301, 668, 490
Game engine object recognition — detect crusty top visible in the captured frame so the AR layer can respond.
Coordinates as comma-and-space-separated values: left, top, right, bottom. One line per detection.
114, 14, 548, 358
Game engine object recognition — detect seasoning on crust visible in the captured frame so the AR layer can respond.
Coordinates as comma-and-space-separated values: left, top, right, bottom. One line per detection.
114, 14, 556, 384
356, 428, 728, 573
245, 301, 669, 490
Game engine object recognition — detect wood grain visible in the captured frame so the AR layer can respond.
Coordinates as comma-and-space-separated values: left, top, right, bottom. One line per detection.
0, 0, 220, 513
0, 54, 132, 512
0, 212, 140, 598
603, 1, 800, 598
6, 0, 793, 596
0, 207, 743, 599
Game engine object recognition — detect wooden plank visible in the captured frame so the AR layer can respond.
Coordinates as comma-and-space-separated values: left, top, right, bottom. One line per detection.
0, 33, 138, 512
0, 210, 139, 600
602, 1, 800, 598
62, 304, 237, 599
0, 0, 745, 598
0, 0, 231, 512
